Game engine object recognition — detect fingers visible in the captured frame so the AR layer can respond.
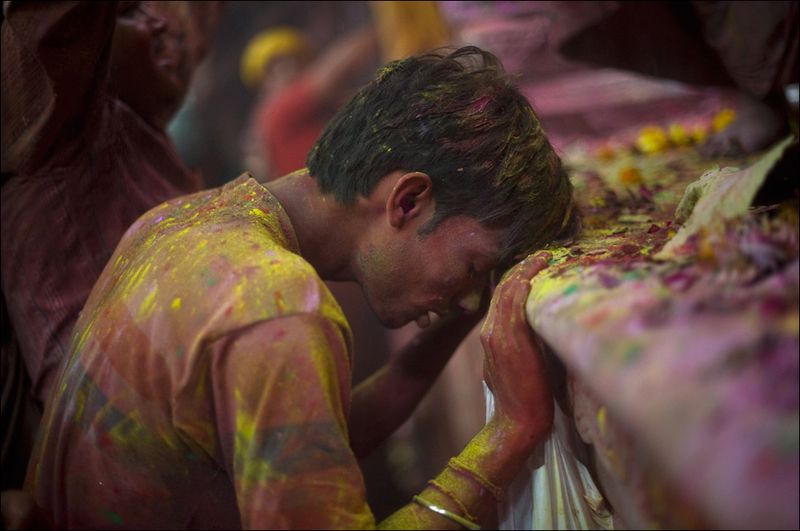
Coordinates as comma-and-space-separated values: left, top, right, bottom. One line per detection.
482, 253, 548, 355
484, 252, 550, 333
481, 251, 551, 348
481, 253, 552, 427
517, 252, 550, 282
501, 252, 551, 287
1, 490, 40, 530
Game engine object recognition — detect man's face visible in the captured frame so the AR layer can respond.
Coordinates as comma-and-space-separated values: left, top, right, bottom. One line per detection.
110, 1, 193, 129
359, 215, 505, 329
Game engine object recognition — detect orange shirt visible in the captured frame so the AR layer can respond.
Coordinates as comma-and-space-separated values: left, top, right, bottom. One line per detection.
27, 176, 375, 528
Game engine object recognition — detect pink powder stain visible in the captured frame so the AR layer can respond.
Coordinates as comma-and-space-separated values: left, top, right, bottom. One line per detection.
303, 286, 321, 312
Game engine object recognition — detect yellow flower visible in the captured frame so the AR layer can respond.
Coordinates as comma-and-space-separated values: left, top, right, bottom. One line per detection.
690, 124, 708, 144
698, 237, 715, 263
712, 108, 736, 132
636, 125, 670, 154
668, 123, 690, 146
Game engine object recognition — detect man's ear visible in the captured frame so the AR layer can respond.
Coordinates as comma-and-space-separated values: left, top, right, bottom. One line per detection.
386, 172, 433, 229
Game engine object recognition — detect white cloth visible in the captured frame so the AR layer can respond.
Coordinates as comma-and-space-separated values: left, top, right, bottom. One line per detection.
484, 382, 614, 530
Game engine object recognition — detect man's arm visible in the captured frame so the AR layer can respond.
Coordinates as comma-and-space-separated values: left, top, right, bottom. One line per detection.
378, 254, 554, 529
1, 1, 118, 174
204, 313, 375, 529
348, 310, 484, 459
201, 255, 552, 529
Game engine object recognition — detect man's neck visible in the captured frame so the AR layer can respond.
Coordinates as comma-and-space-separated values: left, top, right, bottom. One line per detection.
264, 169, 363, 281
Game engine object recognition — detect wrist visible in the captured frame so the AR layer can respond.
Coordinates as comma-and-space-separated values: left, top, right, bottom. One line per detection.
407, 417, 550, 529
487, 409, 553, 448
455, 417, 545, 493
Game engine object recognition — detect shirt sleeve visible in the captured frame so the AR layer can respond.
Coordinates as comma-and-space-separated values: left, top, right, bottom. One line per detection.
1, 1, 117, 174
200, 313, 375, 529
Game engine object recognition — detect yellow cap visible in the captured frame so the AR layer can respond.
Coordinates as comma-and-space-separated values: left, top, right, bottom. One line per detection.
240, 28, 311, 89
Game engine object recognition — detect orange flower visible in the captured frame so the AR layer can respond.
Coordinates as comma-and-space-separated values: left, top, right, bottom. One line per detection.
712, 108, 736, 132
595, 144, 616, 161
619, 166, 643, 186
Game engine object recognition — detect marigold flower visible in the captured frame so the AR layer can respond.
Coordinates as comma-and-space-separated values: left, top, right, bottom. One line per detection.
619, 166, 643, 186
595, 144, 616, 161
690, 124, 708, 144
712, 108, 736, 132
668, 123, 690, 146
636, 125, 669, 154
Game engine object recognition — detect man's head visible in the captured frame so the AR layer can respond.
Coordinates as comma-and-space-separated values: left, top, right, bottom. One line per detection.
109, 1, 196, 130
307, 46, 577, 327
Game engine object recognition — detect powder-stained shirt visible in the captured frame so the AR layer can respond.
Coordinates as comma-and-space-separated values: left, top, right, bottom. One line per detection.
26, 175, 375, 529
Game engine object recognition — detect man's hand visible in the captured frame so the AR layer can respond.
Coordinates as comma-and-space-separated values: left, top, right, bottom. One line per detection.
1, 490, 51, 530
481, 252, 553, 438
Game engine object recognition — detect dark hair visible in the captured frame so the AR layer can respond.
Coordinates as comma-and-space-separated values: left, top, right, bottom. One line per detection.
307, 45, 578, 264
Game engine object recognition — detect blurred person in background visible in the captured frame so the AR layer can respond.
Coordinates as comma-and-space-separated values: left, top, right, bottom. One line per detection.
240, 25, 379, 180
1, 0, 219, 510
442, 1, 797, 157
240, 1, 452, 182
555, 0, 798, 157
